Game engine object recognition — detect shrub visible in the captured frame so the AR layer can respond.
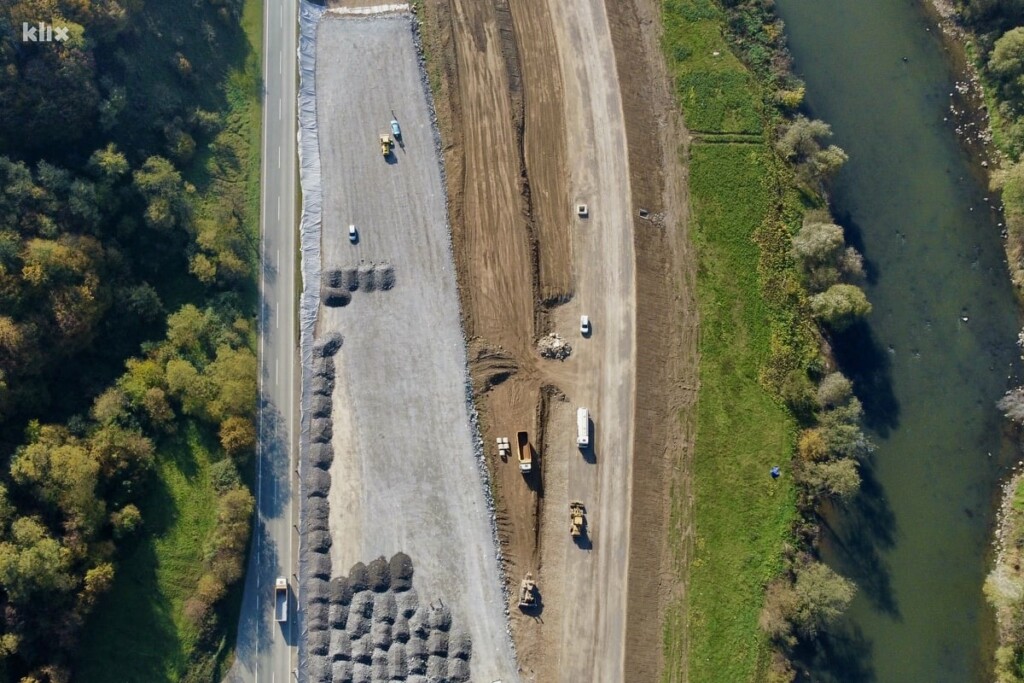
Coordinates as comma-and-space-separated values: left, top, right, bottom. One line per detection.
809, 284, 872, 330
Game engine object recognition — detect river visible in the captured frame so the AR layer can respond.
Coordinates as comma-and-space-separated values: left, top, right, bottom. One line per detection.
772, 0, 1022, 680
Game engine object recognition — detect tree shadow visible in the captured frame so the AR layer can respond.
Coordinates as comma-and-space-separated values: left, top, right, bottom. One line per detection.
830, 320, 900, 437
794, 622, 876, 683
820, 461, 899, 618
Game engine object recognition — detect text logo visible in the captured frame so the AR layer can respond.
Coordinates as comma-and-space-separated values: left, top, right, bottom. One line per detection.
22, 22, 69, 43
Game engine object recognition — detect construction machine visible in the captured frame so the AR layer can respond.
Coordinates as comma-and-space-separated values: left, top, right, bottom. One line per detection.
516, 431, 532, 473
379, 133, 392, 157
518, 573, 537, 608
569, 501, 585, 537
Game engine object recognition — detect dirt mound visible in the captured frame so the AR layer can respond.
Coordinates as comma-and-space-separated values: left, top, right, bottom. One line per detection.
396, 587, 418, 617
331, 659, 352, 682
308, 655, 330, 683
351, 590, 374, 618
387, 642, 408, 678
392, 618, 410, 643
537, 332, 572, 360
427, 604, 451, 631
308, 601, 329, 631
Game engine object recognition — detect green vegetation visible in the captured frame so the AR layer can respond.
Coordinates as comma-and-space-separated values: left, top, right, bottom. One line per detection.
0, 0, 263, 680
682, 141, 798, 682
660, 0, 872, 681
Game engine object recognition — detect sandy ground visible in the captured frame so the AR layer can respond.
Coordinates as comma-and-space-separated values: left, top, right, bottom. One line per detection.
313, 13, 517, 681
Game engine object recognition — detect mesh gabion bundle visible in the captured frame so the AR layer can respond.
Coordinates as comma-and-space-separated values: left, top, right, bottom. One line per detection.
331, 659, 353, 682
392, 618, 410, 644
389, 553, 414, 592
314, 331, 343, 357
371, 651, 388, 681
350, 590, 374, 619
350, 635, 372, 664
426, 655, 447, 679
308, 468, 331, 496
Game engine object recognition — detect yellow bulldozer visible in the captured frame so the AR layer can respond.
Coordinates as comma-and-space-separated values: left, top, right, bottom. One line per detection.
569, 501, 585, 538
379, 133, 393, 157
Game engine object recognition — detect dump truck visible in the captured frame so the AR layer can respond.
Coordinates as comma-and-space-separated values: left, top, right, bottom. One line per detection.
518, 573, 537, 608
275, 577, 288, 623
379, 134, 392, 157
577, 407, 589, 448
569, 501, 585, 537
517, 430, 532, 473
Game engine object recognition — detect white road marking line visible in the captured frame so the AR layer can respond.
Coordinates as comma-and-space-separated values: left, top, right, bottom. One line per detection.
278, 98, 282, 120
276, 359, 279, 386
277, 195, 281, 219
278, 146, 282, 169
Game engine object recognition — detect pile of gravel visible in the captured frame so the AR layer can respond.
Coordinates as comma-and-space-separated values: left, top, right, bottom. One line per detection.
331, 576, 353, 605
375, 591, 397, 624
312, 356, 335, 380
308, 468, 331, 496
311, 394, 332, 418
366, 556, 390, 592
313, 331, 343, 357
308, 655, 330, 682
428, 604, 451, 632
330, 603, 349, 630
309, 442, 333, 469
396, 588, 419, 617
310, 417, 333, 444
449, 629, 472, 660
390, 552, 414, 591
308, 530, 332, 553
310, 553, 332, 580
309, 630, 330, 656
311, 374, 334, 396
331, 628, 351, 659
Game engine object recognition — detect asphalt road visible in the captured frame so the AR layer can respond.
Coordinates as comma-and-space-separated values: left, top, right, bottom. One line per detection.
229, 0, 299, 681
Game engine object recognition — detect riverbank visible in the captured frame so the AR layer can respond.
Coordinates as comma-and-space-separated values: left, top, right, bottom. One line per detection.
919, 3, 1024, 679
660, 0, 873, 679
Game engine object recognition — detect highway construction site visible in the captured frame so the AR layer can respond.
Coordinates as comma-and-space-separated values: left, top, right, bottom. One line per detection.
296, 0, 696, 679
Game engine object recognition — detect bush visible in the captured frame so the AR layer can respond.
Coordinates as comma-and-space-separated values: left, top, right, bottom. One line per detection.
110, 504, 142, 539
208, 459, 241, 494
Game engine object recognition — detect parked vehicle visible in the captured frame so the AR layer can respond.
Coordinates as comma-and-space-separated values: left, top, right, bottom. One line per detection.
577, 407, 589, 448
391, 119, 402, 139
517, 430, 532, 473
580, 315, 590, 336
349, 224, 358, 243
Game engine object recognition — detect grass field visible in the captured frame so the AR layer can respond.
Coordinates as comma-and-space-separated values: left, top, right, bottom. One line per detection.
660, 1, 800, 681
74, 0, 263, 680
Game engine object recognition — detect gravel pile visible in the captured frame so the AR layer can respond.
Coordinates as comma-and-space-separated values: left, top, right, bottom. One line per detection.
310, 417, 333, 443
309, 442, 333, 469
313, 331, 343, 357
310, 553, 332, 580
330, 603, 349, 629
308, 530, 332, 553
311, 394, 332, 418
366, 556, 390, 592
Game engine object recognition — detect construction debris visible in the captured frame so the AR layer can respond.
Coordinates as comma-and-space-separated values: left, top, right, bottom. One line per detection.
537, 332, 572, 360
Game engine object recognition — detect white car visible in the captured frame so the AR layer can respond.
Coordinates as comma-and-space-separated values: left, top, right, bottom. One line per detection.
580, 315, 590, 336
349, 224, 358, 242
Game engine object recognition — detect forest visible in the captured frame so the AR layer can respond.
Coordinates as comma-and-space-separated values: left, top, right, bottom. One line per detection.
0, 0, 261, 680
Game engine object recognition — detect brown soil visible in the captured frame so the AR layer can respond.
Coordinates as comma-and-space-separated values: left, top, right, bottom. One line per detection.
419, 0, 697, 678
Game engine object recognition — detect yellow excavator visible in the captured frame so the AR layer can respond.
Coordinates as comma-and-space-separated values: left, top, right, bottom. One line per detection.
379, 133, 393, 157
569, 501, 585, 538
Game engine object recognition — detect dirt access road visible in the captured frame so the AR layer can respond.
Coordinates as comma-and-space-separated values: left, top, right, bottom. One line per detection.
421, 0, 698, 677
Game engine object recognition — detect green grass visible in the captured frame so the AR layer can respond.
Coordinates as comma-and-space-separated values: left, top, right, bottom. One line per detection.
662, 0, 763, 135
678, 143, 797, 683
660, 1, 801, 680
74, 0, 263, 679
76, 424, 222, 682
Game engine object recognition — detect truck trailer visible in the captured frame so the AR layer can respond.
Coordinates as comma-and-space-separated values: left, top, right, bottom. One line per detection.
517, 430, 532, 473
577, 407, 589, 448
275, 577, 288, 623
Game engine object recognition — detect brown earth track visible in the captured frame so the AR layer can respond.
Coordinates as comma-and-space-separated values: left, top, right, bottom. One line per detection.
420, 0, 696, 678
604, 0, 699, 679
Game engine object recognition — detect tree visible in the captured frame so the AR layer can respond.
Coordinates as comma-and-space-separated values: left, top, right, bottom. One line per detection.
110, 505, 142, 539
797, 428, 829, 462
790, 562, 856, 638
206, 346, 257, 421
79, 562, 115, 608
791, 221, 863, 291
88, 143, 129, 180
809, 284, 872, 330
166, 358, 216, 417
219, 416, 256, 460
132, 156, 190, 232
89, 424, 155, 496
999, 387, 1024, 423
817, 372, 853, 409
11, 427, 104, 534
800, 458, 861, 500
0, 517, 77, 603
91, 387, 129, 425
776, 116, 848, 184
990, 28, 1024, 104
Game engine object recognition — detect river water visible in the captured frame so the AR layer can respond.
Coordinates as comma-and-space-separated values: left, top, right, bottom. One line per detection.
772, 0, 1022, 680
